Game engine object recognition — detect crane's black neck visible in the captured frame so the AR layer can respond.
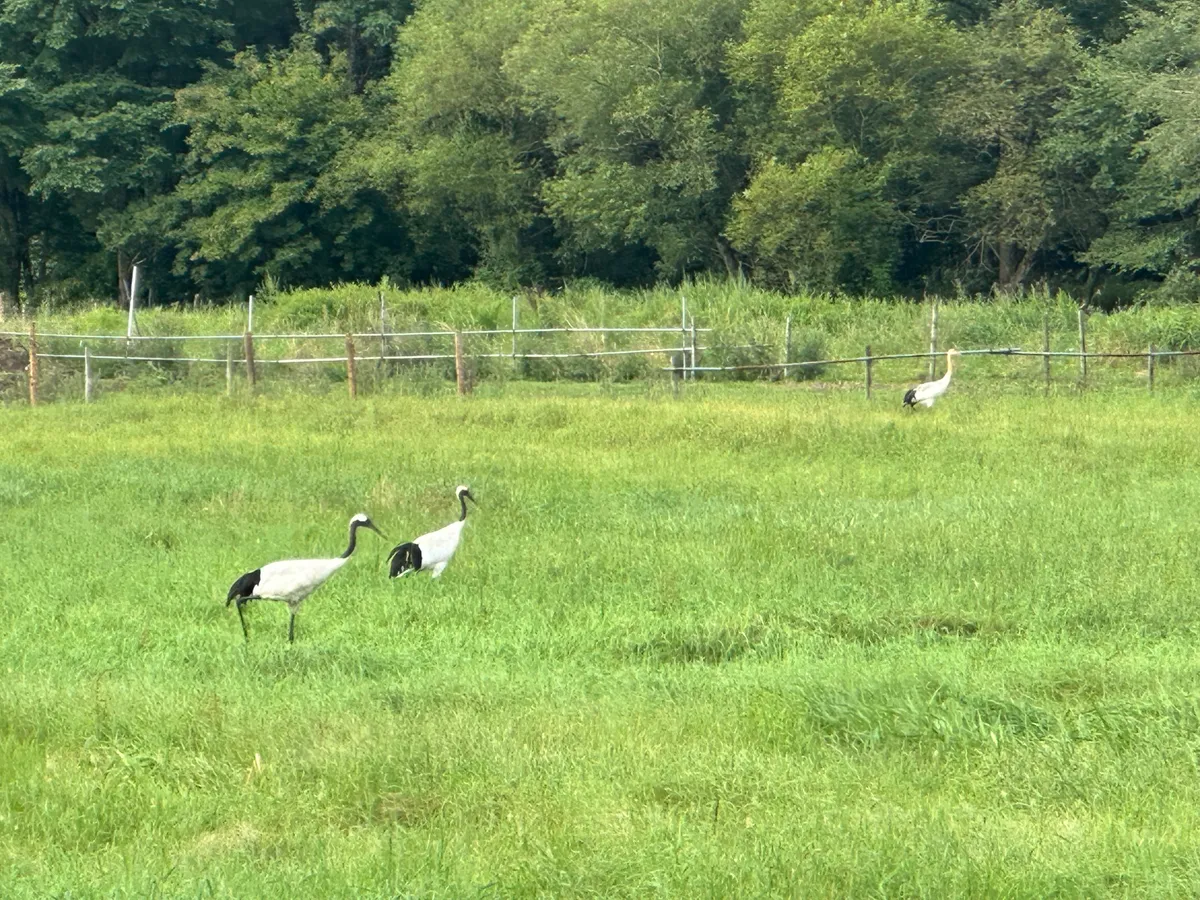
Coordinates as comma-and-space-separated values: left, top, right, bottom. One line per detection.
458, 494, 468, 522
341, 521, 365, 558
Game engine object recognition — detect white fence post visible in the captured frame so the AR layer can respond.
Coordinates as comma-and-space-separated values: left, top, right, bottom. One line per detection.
127, 265, 141, 340
681, 295, 689, 380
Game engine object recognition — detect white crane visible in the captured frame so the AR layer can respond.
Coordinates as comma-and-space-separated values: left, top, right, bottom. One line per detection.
226, 513, 385, 643
388, 485, 476, 579
903, 348, 961, 409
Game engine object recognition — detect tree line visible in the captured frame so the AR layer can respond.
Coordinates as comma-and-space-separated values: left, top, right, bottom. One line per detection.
1, 0, 1198, 309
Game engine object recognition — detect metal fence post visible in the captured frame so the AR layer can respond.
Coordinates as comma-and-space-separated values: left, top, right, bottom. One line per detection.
512, 295, 519, 372
681, 295, 689, 380
1148, 344, 1156, 392
379, 292, 389, 376
865, 345, 873, 399
928, 299, 939, 381
243, 331, 257, 391
27, 321, 38, 407
84, 345, 93, 403
690, 316, 698, 380
1078, 306, 1088, 384
1043, 311, 1051, 395
346, 334, 357, 399
127, 265, 140, 340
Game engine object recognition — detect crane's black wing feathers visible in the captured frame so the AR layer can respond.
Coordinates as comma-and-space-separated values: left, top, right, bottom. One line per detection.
388, 543, 422, 578
902, 388, 917, 407
226, 568, 261, 605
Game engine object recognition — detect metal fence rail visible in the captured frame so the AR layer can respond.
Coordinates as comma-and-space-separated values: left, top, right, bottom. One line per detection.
3, 303, 1194, 404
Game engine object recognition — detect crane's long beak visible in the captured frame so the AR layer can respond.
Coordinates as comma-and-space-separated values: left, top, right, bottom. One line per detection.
367, 522, 388, 540
465, 491, 478, 506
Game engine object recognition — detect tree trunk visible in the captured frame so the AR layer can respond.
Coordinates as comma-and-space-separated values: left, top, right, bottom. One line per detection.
117, 250, 132, 309
0, 179, 25, 309
996, 241, 1033, 289
20, 238, 34, 301
715, 235, 740, 280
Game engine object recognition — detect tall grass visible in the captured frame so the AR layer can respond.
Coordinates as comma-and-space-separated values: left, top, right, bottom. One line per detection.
4, 384, 1200, 894
6, 280, 1200, 402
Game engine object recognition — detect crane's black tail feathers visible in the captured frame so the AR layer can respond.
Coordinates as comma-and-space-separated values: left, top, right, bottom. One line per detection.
388, 543, 422, 578
902, 388, 917, 408
226, 569, 261, 606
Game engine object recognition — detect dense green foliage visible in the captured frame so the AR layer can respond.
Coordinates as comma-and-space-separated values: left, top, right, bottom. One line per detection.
2, 0, 1200, 305
6, 387, 1200, 894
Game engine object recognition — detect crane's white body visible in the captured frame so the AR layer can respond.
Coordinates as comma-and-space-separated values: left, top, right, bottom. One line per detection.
389, 485, 475, 579
911, 370, 952, 407
904, 349, 960, 408
252, 557, 349, 605
404, 519, 465, 579
227, 512, 384, 642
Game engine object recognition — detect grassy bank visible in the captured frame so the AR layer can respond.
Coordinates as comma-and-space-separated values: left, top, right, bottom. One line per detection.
3, 385, 1200, 894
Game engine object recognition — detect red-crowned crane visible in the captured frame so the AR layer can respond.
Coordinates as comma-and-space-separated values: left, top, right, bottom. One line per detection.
226, 513, 385, 643
903, 348, 961, 409
388, 486, 476, 579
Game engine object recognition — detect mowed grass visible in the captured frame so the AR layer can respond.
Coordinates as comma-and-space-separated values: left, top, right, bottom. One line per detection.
4, 382, 1200, 896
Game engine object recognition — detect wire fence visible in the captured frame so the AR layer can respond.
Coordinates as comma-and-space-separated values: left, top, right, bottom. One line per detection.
0, 296, 1191, 405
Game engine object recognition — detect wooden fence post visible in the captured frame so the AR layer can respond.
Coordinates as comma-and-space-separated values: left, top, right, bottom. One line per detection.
928, 299, 939, 381
865, 344, 873, 399
783, 314, 793, 369
454, 331, 469, 395
1077, 306, 1087, 384
1043, 312, 1051, 395
0, 290, 6, 320
226, 342, 233, 397
243, 331, 257, 391
84, 345, 93, 403
1148, 344, 1156, 393
346, 334, 357, 399
27, 321, 38, 407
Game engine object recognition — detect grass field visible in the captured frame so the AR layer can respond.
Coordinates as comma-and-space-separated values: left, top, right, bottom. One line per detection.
5, 381, 1200, 896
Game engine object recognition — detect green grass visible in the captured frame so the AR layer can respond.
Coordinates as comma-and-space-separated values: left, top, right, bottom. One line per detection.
5, 382, 1200, 896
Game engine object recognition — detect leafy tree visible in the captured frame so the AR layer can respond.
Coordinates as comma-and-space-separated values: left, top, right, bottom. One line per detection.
0, 61, 35, 304
151, 42, 406, 295
1075, 2, 1200, 299
302, 0, 414, 92
729, 0, 970, 291
0, 0, 304, 304
728, 151, 901, 292
357, 0, 553, 287
941, 1, 1087, 288
507, 0, 747, 280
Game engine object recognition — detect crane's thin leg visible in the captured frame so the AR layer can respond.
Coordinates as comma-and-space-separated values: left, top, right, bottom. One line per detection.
236, 600, 249, 642
288, 609, 296, 643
